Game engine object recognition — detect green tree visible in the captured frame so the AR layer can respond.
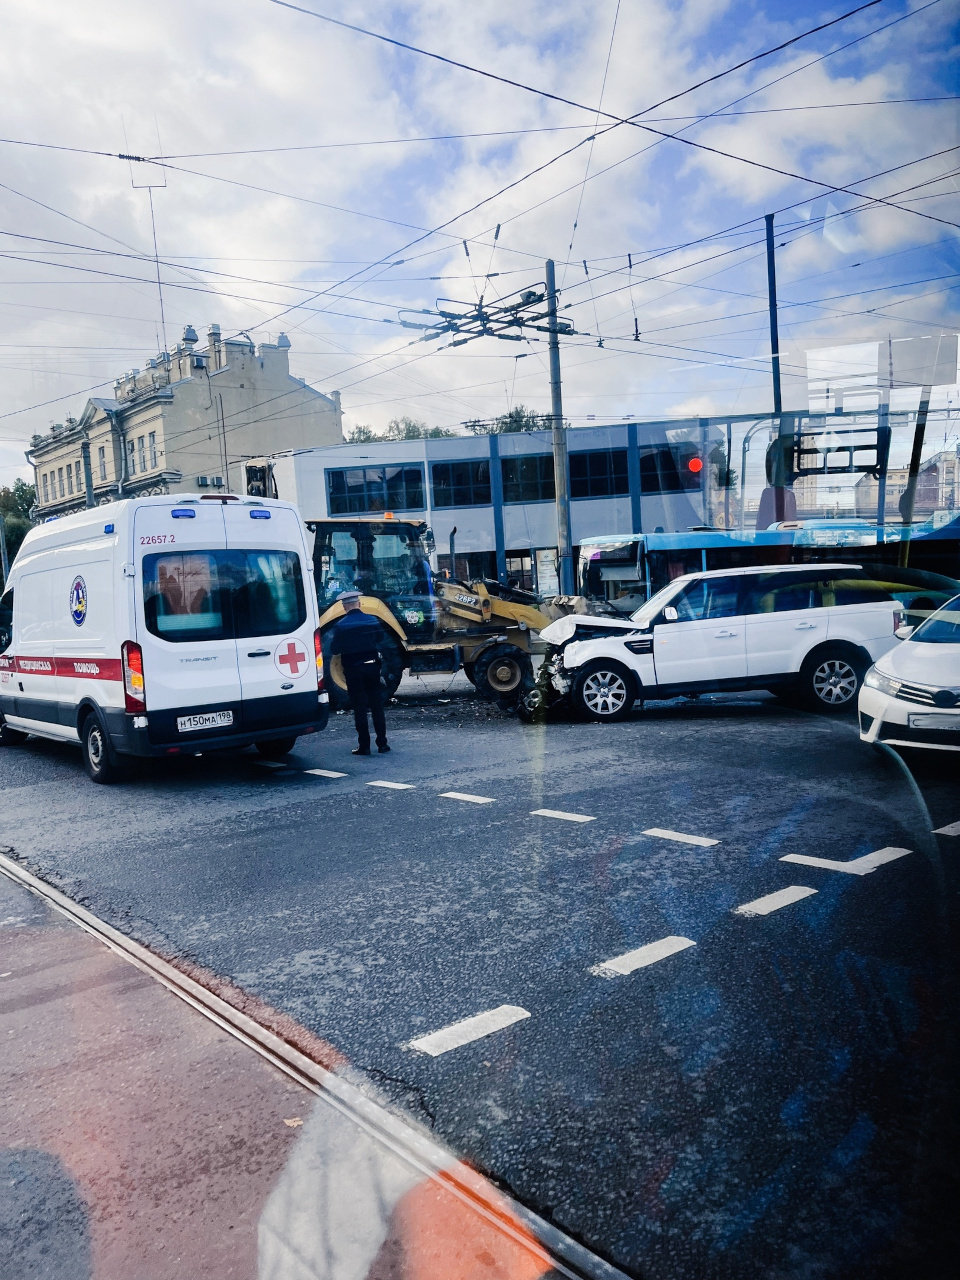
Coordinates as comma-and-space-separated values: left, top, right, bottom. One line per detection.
465, 405, 555, 435
346, 424, 378, 442
0, 479, 36, 568
383, 416, 456, 440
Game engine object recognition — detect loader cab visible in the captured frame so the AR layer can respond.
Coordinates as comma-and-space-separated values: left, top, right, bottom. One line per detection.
311, 518, 437, 642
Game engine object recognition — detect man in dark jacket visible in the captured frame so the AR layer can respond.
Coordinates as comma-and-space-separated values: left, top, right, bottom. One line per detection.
328, 590, 390, 755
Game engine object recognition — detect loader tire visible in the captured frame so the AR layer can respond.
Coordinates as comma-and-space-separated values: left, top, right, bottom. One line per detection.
323, 632, 405, 711
472, 644, 532, 703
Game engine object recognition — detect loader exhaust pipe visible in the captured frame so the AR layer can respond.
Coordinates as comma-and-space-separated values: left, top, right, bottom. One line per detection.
448, 526, 457, 580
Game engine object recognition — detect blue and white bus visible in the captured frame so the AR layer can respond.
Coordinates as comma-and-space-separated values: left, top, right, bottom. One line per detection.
578, 518, 960, 625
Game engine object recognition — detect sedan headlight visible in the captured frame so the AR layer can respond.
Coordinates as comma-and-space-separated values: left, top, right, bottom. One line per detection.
863, 667, 901, 697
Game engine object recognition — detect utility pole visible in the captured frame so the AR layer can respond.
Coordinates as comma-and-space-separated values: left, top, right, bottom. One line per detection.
546, 259, 574, 595
405, 267, 577, 590
764, 213, 782, 416
0, 513, 8, 585
897, 386, 932, 567
876, 336, 893, 529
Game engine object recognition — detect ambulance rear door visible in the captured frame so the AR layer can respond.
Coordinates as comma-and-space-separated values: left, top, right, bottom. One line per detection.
133, 500, 242, 743
222, 501, 317, 735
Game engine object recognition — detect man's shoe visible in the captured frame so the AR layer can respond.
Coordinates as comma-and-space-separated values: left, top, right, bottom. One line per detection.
377, 743, 391, 753
352, 747, 371, 756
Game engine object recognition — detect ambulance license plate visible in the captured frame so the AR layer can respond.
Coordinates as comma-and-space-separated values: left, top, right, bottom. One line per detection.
177, 710, 234, 733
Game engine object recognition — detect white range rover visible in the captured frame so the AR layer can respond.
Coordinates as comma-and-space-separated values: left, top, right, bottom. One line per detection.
531, 563, 906, 722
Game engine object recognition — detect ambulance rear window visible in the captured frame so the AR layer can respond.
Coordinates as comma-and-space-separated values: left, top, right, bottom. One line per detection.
143, 553, 228, 642
232, 551, 306, 639
142, 550, 306, 642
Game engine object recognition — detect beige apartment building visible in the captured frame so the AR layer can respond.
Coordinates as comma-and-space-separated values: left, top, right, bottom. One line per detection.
27, 324, 342, 517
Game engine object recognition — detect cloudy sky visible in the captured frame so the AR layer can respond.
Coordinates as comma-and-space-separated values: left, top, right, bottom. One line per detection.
0, 0, 957, 483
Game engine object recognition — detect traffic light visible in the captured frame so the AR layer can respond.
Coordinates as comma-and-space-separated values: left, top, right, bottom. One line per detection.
687, 456, 704, 475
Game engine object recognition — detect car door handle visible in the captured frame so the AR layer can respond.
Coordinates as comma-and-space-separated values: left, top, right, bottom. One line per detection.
795, 622, 818, 630
247, 649, 271, 657
713, 629, 738, 638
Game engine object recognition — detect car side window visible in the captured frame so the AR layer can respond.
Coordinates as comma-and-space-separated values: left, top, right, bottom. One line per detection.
671, 578, 742, 621
819, 573, 894, 607
0, 588, 12, 653
743, 572, 824, 615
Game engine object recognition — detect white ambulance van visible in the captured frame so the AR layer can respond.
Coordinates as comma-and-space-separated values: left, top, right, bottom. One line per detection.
0, 493, 328, 782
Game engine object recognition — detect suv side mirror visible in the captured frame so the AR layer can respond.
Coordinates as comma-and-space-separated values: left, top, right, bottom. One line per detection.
662, 605, 679, 622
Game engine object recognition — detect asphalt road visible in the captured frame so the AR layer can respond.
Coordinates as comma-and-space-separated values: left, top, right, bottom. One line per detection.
1, 689, 957, 1279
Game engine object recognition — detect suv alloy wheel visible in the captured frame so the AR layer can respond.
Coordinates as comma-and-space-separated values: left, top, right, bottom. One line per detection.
800, 647, 865, 713
572, 659, 637, 722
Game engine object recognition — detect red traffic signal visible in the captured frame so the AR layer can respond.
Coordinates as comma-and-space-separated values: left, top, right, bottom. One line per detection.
687, 456, 704, 474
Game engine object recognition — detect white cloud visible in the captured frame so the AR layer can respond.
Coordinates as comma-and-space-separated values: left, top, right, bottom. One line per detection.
0, 0, 957, 484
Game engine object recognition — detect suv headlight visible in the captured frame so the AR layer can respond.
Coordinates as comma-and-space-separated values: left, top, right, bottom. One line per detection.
863, 667, 901, 697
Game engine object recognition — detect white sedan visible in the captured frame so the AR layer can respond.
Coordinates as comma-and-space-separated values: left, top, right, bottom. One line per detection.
859, 594, 960, 752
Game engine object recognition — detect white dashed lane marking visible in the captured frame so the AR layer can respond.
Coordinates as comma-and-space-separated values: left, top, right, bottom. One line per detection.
935, 820, 960, 836
407, 1005, 531, 1056
303, 769, 348, 779
781, 847, 911, 876
643, 828, 719, 847
367, 780, 416, 790
591, 936, 696, 978
440, 791, 496, 804
256, 760, 287, 770
531, 808, 595, 824
734, 885, 817, 916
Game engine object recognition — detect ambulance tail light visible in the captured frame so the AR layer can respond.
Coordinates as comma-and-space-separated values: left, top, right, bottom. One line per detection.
122, 641, 146, 712
314, 627, 324, 691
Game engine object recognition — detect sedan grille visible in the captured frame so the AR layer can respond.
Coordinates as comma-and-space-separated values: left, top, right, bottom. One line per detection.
896, 682, 937, 706
895, 681, 960, 708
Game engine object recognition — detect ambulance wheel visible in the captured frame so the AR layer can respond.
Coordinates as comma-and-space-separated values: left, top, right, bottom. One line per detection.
81, 714, 123, 784
255, 737, 297, 761
0, 716, 27, 746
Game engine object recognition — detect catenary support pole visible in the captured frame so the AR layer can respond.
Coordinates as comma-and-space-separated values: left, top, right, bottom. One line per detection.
898, 387, 932, 567
764, 214, 782, 417
546, 259, 574, 595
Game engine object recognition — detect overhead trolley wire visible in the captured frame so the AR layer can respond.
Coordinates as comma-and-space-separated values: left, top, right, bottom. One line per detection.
269, 0, 887, 128
269, 1, 956, 233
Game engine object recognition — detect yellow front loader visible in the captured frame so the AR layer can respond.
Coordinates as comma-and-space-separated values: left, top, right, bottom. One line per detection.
311, 517, 568, 705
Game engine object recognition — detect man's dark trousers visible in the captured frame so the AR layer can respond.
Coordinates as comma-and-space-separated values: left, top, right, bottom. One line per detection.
344, 658, 387, 751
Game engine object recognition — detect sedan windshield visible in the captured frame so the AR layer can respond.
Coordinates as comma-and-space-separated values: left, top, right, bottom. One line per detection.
908, 593, 960, 644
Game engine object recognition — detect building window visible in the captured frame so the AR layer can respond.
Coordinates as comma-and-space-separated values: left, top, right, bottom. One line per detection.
66, 465, 74, 496
431, 460, 491, 507
42, 473, 49, 503
638, 445, 703, 494
501, 455, 554, 503
57, 467, 65, 498
326, 465, 425, 515
149, 431, 157, 469
75, 460, 83, 492
138, 435, 146, 472
569, 449, 629, 499
98, 446, 107, 482
127, 439, 136, 476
